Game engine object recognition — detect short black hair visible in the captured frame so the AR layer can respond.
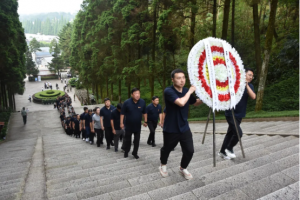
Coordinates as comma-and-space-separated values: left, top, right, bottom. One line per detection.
171, 68, 185, 79
84, 107, 88, 111
88, 109, 93, 112
104, 98, 110, 102
131, 88, 140, 94
117, 103, 123, 109
245, 68, 254, 74
152, 96, 159, 101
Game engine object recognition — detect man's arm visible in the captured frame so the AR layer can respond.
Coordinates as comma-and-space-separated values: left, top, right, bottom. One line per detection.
143, 113, 148, 127
158, 113, 162, 127
193, 99, 202, 106
173, 86, 196, 107
100, 116, 104, 130
246, 83, 256, 99
120, 115, 124, 129
111, 119, 116, 134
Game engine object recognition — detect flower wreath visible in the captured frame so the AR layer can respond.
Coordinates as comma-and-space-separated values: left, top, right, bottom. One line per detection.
187, 37, 246, 111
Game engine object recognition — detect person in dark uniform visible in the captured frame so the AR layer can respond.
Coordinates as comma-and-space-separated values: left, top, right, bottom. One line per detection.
111, 103, 124, 152
219, 68, 256, 160
146, 96, 162, 147
100, 98, 116, 149
73, 114, 81, 138
159, 69, 202, 180
65, 116, 71, 135
83, 109, 93, 143
120, 88, 148, 159
59, 112, 65, 127
80, 107, 88, 140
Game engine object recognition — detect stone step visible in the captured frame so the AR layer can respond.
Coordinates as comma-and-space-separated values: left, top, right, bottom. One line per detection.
191, 153, 299, 199
257, 181, 299, 200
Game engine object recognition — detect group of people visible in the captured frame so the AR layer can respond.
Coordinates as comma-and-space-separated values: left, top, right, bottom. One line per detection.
54, 68, 256, 180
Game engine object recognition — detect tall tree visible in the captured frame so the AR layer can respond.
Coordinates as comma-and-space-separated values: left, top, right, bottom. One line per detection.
25, 49, 39, 76
252, 0, 262, 78
221, 0, 231, 40
48, 43, 64, 76
255, 0, 279, 111
29, 37, 41, 53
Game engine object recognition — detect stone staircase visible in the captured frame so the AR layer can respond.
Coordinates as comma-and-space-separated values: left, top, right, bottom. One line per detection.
0, 110, 298, 200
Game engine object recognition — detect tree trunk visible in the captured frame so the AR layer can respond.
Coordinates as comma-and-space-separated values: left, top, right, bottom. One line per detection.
190, 0, 196, 49
86, 88, 90, 105
111, 82, 113, 101
137, 78, 140, 89
255, 0, 278, 111
100, 83, 103, 103
217, 0, 221, 21
3, 84, 8, 109
127, 81, 131, 99
118, 79, 121, 103
95, 84, 99, 104
162, 50, 166, 108
212, 0, 217, 37
231, 0, 235, 46
253, 1, 262, 78
221, 0, 231, 40
12, 92, 16, 112
106, 76, 108, 98
150, 0, 157, 98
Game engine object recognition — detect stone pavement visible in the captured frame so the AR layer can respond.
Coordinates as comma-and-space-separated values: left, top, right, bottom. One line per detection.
0, 78, 299, 200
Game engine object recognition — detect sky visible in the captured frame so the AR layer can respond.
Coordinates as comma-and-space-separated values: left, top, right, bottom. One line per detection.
18, 0, 84, 15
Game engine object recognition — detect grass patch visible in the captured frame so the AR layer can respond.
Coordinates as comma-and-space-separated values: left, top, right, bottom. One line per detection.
188, 110, 299, 121
34, 90, 65, 99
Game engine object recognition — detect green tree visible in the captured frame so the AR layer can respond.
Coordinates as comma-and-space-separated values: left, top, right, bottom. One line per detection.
29, 37, 41, 53
48, 43, 64, 76
25, 49, 39, 76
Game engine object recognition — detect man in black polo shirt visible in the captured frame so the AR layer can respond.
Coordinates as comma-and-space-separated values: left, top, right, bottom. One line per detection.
219, 68, 256, 160
120, 88, 147, 159
146, 96, 162, 147
100, 98, 116, 149
111, 103, 124, 152
159, 68, 202, 180
80, 107, 88, 140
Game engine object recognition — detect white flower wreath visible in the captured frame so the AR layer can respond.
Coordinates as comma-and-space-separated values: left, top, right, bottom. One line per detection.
187, 37, 246, 111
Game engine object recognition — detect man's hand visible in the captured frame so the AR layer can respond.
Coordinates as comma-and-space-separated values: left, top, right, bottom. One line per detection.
189, 85, 196, 94
91, 129, 94, 133
143, 122, 148, 127
120, 123, 124, 129
112, 129, 116, 135
101, 127, 105, 131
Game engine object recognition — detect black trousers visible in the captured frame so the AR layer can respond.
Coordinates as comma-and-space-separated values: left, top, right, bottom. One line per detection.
105, 127, 114, 147
82, 129, 86, 139
95, 128, 104, 147
75, 129, 80, 138
220, 116, 243, 153
89, 131, 95, 143
22, 116, 27, 124
147, 121, 157, 144
160, 129, 194, 169
123, 130, 141, 155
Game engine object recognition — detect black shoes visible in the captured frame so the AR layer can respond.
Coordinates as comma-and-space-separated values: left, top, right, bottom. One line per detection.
124, 152, 128, 158
152, 144, 156, 147
132, 154, 139, 159
110, 143, 115, 146
147, 142, 152, 145
106, 146, 110, 150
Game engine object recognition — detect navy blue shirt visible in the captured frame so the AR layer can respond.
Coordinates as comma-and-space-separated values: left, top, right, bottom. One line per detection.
121, 98, 146, 132
111, 109, 121, 130
146, 103, 162, 122
80, 112, 86, 120
225, 83, 255, 118
100, 106, 116, 127
163, 85, 196, 133
84, 114, 92, 127
74, 119, 80, 130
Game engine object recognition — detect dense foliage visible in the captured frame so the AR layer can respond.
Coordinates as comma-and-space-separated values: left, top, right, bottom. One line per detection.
20, 12, 75, 36
0, 0, 27, 111
57, 0, 298, 116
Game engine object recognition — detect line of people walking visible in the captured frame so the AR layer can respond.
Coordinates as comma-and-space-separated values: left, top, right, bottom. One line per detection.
54, 68, 255, 180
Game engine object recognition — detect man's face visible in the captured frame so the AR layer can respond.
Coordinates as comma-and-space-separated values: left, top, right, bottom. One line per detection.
131, 91, 141, 101
172, 72, 186, 88
85, 109, 88, 113
246, 71, 254, 83
152, 98, 159, 105
105, 100, 111, 107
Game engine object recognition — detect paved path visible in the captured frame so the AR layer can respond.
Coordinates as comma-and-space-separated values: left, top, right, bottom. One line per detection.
0, 78, 299, 200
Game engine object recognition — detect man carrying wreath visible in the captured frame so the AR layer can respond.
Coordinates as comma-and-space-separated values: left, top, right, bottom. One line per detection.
218, 68, 256, 160
159, 69, 202, 180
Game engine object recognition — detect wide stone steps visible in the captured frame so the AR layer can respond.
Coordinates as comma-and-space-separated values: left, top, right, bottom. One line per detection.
41, 127, 299, 200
